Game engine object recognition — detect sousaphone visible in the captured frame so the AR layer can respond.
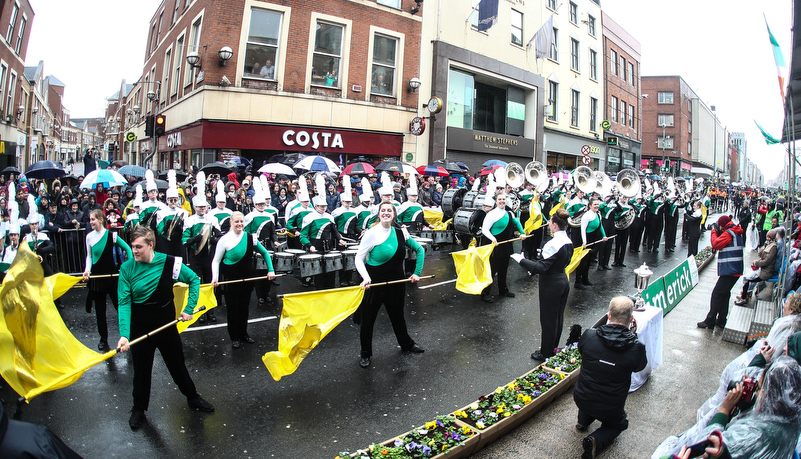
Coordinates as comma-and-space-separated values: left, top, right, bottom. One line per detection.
506, 162, 525, 188
567, 166, 596, 227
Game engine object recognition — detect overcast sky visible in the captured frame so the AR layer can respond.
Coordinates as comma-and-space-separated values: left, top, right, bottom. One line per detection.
25, 0, 792, 180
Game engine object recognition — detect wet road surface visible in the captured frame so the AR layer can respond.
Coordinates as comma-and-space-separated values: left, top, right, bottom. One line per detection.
1, 224, 715, 458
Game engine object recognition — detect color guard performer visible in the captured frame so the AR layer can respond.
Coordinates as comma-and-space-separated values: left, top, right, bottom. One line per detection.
480, 192, 527, 303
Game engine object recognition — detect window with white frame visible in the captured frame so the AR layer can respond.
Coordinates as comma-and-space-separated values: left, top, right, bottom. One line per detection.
511, 9, 523, 46
547, 0, 557, 10
570, 39, 579, 71
570, 89, 579, 127
590, 97, 597, 131
371, 34, 397, 96
589, 49, 597, 80
658, 114, 674, 127
610, 49, 617, 75
173, 35, 183, 95
6, 72, 16, 118
611, 96, 618, 122
627, 104, 634, 128
658, 136, 673, 148
186, 17, 202, 86
688, 142, 692, 155
620, 56, 626, 81
658, 91, 673, 104
549, 28, 559, 61
15, 16, 25, 55
620, 101, 626, 125
6, 3, 18, 43
470, 0, 480, 28
588, 15, 596, 36
0, 64, 7, 116
157, 12, 164, 41
377, 0, 400, 8
150, 24, 157, 54
163, 49, 172, 101
628, 62, 634, 85
312, 21, 344, 88
243, 8, 282, 81
569, 2, 578, 24
548, 80, 558, 121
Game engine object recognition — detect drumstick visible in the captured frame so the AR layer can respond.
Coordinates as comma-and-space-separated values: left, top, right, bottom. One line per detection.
276, 275, 436, 298
212, 274, 285, 286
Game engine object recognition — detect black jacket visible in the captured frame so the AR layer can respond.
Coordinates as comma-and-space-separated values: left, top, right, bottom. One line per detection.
573, 324, 647, 419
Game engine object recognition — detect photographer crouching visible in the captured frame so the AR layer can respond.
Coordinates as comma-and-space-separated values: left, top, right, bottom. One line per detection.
697, 215, 744, 330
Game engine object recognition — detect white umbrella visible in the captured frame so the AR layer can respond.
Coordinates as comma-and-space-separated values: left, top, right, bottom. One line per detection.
293, 156, 341, 173
258, 163, 297, 176
80, 169, 127, 189
402, 164, 418, 175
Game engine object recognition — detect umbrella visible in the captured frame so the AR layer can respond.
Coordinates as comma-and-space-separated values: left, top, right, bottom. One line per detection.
293, 156, 341, 173
228, 156, 252, 167
259, 163, 297, 176
268, 152, 307, 166
97, 159, 110, 170
25, 161, 66, 179
118, 164, 148, 178
648, 174, 662, 181
417, 165, 449, 177
482, 159, 507, 167
432, 159, 466, 174
375, 160, 407, 174
455, 161, 469, 171
478, 165, 503, 176
200, 162, 234, 175
80, 169, 128, 189
402, 164, 418, 176
111, 160, 128, 168
340, 162, 375, 176
60, 174, 79, 184
2, 166, 20, 176
159, 170, 189, 181
134, 178, 169, 191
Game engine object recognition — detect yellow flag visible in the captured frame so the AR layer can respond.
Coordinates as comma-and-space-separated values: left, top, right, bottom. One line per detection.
263, 286, 365, 381
424, 208, 444, 228
0, 244, 115, 401
565, 247, 590, 280
701, 204, 708, 225
174, 284, 219, 333
452, 244, 494, 295
524, 199, 543, 234
549, 196, 566, 216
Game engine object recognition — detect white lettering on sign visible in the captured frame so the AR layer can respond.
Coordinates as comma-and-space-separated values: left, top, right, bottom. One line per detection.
282, 129, 344, 150
167, 132, 182, 148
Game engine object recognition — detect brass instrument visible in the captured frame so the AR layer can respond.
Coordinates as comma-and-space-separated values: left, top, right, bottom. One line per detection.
194, 223, 212, 255
507, 193, 521, 213
506, 162, 525, 188
594, 171, 612, 197
615, 208, 635, 230
568, 208, 586, 228
165, 212, 185, 241
525, 161, 548, 188
573, 166, 596, 194
616, 168, 641, 198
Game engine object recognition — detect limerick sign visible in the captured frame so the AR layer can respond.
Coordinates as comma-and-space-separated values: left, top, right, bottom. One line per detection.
641, 256, 700, 314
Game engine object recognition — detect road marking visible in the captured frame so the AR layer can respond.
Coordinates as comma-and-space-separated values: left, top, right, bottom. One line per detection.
181, 315, 278, 332
419, 278, 457, 289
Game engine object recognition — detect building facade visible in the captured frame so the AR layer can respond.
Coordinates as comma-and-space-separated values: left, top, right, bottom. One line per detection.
600, 12, 640, 174
0, 0, 33, 170
641, 75, 697, 177
124, 0, 423, 171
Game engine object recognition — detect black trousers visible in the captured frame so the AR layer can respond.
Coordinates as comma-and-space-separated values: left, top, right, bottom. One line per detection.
359, 284, 414, 357
224, 284, 253, 340
523, 227, 544, 259
705, 275, 739, 326
647, 213, 663, 252
130, 321, 198, 411
482, 243, 513, 296
629, 218, 644, 251
578, 408, 629, 453
577, 248, 596, 284
87, 279, 119, 341
539, 274, 569, 357
613, 227, 630, 265
664, 213, 679, 250
687, 233, 700, 257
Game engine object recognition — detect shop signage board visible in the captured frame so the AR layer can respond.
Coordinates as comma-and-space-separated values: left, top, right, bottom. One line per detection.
641, 256, 700, 314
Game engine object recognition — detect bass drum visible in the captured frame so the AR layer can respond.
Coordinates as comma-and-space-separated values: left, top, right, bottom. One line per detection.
462, 191, 486, 209
441, 188, 467, 217
452, 208, 484, 237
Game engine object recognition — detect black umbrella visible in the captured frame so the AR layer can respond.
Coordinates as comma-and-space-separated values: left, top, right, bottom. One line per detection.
2, 166, 20, 176
25, 161, 66, 179
159, 170, 190, 181
267, 153, 307, 166
60, 174, 79, 184
134, 178, 169, 191
111, 159, 128, 168
200, 162, 233, 175
432, 159, 465, 174
375, 160, 406, 173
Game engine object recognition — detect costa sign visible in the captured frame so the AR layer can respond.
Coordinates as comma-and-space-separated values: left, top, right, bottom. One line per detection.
282, 129, 344, 150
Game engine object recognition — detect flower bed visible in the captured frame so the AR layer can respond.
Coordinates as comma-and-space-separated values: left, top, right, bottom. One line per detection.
542, 342, 581, 374
694, 246, 714, 268
338, 416, 477, 459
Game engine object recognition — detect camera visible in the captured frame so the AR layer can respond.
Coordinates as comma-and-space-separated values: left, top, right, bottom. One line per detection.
726, 375, 759, 414
706, 222, 719, 232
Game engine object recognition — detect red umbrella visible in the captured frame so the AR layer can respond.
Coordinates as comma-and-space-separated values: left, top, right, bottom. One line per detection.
416, 165, 449, 177
478, 165, 502, 176
340, 162, 375, 176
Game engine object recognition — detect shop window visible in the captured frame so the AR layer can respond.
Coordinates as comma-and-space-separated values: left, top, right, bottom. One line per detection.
447, 68, 474, 130
243, 8, 282, 81
312, 21, 344, 88
371, 34, 397, 96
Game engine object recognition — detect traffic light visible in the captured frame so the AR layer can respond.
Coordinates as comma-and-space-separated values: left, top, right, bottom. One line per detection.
154, 114, 166, 136
144, 114, 154, 137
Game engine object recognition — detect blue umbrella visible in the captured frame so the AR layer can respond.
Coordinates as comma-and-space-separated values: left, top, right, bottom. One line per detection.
25, 161, 66, 179
80, 169, 127, 189
482, 159, 507, 167
118, 164, 148, 178
649, 174, 662, 181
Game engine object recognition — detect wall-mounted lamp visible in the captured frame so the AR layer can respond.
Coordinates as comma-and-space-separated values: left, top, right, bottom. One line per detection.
32, 105, 38, 114
17, 105, 24, 115
408, 77, 421, 93
186, 51, 201, 69
147, 90, 158, 102
218, 46, 233, 66
133, 105, 140, 114
126, 108, 133, 115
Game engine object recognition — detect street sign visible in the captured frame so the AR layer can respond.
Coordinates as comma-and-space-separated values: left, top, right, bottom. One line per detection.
580, 145, 590, 155
581, 155, 592, 165
405, 153, 414, 162
601, 120, 611, 130
125, 132, 137, 142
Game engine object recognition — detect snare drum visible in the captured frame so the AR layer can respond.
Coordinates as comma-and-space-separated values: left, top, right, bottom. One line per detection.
286, 248, 307, 269
275, 252, 295, 273
255, 253, 269, 270
324, 251, 343, 272
415, 237, 434, 256
298, 254, 323, 277
441, 187, 467, 217
341, 250, 357, 271
462, 191, 485, 209
453, 208, 483, 236
431, 230, 453, 245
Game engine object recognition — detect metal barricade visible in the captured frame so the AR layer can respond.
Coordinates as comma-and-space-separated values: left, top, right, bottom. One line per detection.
48, 228, 88, 274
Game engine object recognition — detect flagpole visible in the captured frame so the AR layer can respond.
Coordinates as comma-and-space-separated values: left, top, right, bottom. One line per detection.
583, 235, 616, 248
276, 275, 436, 298
119, 305, 207, 351
212, 274, 285, 287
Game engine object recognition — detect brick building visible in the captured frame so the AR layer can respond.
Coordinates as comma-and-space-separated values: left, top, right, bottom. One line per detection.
0, 0, 33, 170
641, 75, 697, 176
601, 12, 640, 174
118, 0, 423, 170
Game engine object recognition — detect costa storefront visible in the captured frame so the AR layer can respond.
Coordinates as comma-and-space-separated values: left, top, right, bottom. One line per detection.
154, 121, 404, 171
